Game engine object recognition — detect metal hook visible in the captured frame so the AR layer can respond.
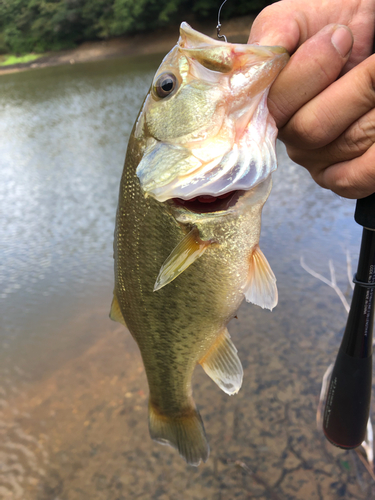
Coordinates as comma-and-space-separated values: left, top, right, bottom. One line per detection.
216, 0, 228, 42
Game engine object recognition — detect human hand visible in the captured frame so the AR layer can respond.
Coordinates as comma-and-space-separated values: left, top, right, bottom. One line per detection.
249, 0, 375, 199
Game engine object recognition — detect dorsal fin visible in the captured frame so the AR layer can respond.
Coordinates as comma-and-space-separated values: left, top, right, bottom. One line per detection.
109, 291, 127, 327
199, 328, 243, 395
244, 245, 278, 311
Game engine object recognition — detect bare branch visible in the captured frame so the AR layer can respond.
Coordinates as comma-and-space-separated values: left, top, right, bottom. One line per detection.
355, 446, 375, 482
361, 418, 374, 470
316, 363, 333, 430
346, 250, 355, 291
329, 259, 337, 287
300, 257, 350, 313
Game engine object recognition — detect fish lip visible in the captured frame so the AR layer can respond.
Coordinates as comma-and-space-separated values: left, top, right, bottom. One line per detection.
168, 190, 245, 214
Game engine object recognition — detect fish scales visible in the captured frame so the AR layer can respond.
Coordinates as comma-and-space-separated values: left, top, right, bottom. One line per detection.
116, 137, 251, 405
111, 23, 289, 466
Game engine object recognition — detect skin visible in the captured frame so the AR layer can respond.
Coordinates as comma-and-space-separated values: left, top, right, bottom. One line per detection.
248, 0, 375, 199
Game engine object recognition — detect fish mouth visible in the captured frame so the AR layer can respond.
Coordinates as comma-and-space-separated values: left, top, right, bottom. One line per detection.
170, 190, 244, 213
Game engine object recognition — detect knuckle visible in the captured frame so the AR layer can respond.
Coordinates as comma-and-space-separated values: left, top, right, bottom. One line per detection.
329, 178, 356, 198
284, 144, 306, 166
316, 166, 354, 196
363, 58, 375, 107
257, 3, 282, 19
291, 113, 318, 145
250, 4, 281, 36
321, 157, 375, 199
285, 108, 331, 148
314, 52, 341, 85
284, 144, 319, 171
342, 112, 375, 154
268, 94, 294, 128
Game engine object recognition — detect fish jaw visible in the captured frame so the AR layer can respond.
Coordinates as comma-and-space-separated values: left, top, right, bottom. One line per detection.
168, 176, 272, 225
136, 23, 289, 203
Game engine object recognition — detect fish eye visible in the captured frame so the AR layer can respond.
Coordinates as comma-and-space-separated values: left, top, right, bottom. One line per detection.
153, 73, 178, 99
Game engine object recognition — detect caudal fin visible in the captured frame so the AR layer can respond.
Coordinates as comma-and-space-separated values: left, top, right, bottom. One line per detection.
148, 402, 209, 466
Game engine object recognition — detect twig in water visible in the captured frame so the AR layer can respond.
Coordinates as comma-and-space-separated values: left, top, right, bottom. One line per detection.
316, 363, 333, 430
362, 418, 374, 471
300, 256, 350, 313
346, 250, 354, 291
354, 447, 375, 482
227, 459, 282, 500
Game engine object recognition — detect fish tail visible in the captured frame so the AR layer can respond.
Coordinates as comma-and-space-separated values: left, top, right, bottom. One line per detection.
148, 401, 209, 466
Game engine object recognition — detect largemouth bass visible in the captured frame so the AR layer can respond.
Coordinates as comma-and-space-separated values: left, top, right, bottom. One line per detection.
111, 23, 289, 466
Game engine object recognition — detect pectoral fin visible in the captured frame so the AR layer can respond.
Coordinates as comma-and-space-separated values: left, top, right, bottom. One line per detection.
154, 227, 213, 291
244, 245, 278, 311
199, 328, 243, 395
109, 292, 127, 327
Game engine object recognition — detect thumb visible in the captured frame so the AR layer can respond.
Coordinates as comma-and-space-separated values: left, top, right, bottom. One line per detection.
266, 24, 353, 129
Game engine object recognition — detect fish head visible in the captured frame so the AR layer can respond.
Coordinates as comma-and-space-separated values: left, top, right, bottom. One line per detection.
135, 22, 289, 214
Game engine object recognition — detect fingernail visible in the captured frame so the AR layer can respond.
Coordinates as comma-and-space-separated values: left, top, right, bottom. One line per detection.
331, 26, 353, 58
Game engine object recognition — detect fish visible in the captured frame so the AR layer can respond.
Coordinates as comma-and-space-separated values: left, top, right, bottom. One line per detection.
111, 22, 289, 466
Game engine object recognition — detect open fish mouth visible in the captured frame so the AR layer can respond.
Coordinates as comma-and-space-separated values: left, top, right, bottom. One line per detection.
171, 190, 244, 213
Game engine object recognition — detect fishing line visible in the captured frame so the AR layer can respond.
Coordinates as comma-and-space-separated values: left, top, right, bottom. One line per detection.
217, 0, 228, 41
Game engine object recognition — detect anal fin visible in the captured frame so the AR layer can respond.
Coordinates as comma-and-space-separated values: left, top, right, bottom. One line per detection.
109, 291, 127, 327
244, 244, 278, 311
154, 227, 214, 291
199, 328, 243, 395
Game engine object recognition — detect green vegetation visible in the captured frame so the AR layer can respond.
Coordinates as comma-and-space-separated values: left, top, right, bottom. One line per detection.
0, 0, 274, 55
0, 53, 42, 66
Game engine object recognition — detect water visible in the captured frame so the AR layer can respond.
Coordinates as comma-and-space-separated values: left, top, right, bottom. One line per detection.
0, 56, 373, 499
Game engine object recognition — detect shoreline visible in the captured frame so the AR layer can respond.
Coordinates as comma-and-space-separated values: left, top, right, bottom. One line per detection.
0, 15, 254, 76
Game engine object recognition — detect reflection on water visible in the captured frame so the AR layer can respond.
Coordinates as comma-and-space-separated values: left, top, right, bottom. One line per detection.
0, 56, 159, 377
0, 56, 374, 499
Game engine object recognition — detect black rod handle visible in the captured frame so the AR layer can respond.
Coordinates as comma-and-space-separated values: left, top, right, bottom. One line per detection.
323, 193, 375, 448
355, 192, 375, 230
323, 349, 372, 448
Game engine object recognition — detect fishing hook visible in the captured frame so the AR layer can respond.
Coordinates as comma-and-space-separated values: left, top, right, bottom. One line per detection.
216, 0, 228, 42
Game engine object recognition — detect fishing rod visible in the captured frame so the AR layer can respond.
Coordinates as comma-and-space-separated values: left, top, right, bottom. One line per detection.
323, 192, 375, 448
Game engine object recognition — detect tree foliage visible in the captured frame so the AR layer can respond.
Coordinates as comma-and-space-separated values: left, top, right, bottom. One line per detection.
0, 0, 274, 54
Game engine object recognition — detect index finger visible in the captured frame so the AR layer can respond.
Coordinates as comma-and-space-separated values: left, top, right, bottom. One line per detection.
266, 24, 353, 129
248, 0, 375, 69
248, 3, 304, 52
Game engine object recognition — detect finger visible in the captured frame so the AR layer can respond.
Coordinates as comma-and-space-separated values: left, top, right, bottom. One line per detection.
315, 144, 375, 199
285, 107, 375, 171
248, 2, 304, 52
267, 24, 353, 129
280, 54, 375, 149
248, 0, 374, 70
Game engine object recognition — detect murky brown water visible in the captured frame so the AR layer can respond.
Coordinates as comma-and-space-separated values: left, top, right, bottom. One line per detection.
0, 54, 374, 499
